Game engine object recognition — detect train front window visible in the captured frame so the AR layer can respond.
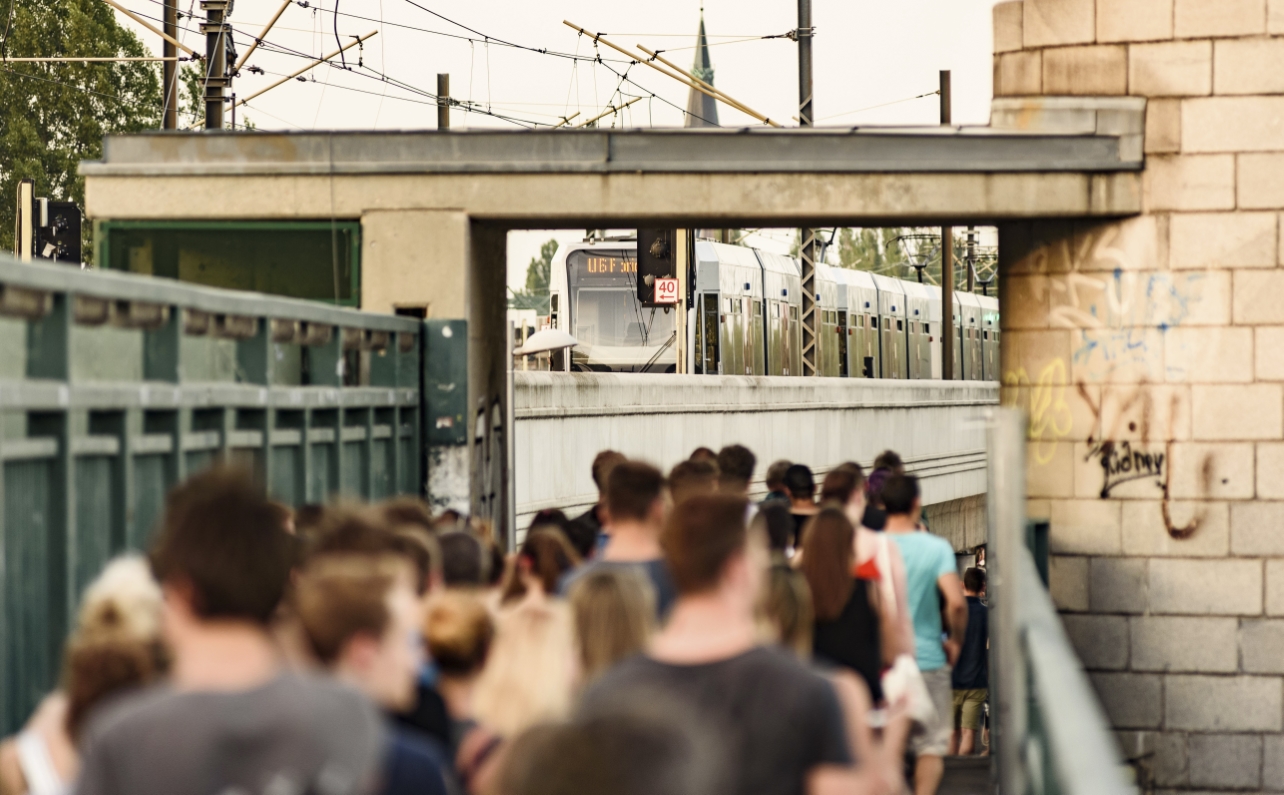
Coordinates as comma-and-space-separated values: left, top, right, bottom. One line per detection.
574, 289, 674, 347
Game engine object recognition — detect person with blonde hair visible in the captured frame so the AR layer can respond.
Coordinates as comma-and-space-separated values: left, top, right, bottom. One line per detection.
567, 567, 655, 685
0, 556, 165, 795
423, 592, 493, 750
457, 602, 577, 793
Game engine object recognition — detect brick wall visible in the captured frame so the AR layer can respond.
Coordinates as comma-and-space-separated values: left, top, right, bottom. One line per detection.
995, 0, 1284, 790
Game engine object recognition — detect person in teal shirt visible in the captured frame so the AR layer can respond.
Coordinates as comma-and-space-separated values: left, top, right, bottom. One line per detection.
882, 474, 967, 795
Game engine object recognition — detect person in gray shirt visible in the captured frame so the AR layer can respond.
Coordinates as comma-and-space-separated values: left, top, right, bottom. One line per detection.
74, 469, 383, 795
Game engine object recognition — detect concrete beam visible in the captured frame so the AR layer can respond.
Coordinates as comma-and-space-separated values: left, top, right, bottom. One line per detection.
85, 170, 1141, 227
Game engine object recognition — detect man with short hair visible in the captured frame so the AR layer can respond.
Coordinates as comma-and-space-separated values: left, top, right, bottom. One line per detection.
570, 450, 627, 551
762, 459, 792, 505
581, 494, 857, 795
716, 444, 757, 496
949, 567, 988, 757
668, 459, 718, 505
75, 468, 383, 795
783, 464, 819, 549
559, 460, 677, 619
295, 557, 449, 795
882, 474, 967, 795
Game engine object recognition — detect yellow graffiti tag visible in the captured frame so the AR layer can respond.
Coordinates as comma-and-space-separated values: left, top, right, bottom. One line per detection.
1004, 359, 1073, 465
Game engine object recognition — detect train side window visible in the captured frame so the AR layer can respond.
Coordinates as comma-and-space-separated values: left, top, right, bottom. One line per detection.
897, 319, 903, 331
753, 300, 762, 316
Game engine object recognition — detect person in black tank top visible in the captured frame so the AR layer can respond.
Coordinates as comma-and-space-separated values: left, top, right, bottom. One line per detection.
798, 508, 884, 703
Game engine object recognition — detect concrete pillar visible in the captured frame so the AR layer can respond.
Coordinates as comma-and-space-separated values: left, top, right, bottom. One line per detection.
994, 2, 1283, 789
467, 223, 511, 535
361, 209, 468, 317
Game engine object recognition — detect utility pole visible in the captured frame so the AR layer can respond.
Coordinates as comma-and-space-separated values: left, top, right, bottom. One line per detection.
940, 69, 954, 381
437, 74, 450, 129
163, 0, 178, 129
797, 0, 818, 376
201, 0, 230, 129
966, 226, 977, 292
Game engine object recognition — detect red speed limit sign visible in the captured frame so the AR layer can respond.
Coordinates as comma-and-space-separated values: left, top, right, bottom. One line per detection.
654, 277, 679, 304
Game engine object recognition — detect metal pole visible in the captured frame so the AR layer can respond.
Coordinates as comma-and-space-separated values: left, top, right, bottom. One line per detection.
437, 73, 450, 130
940, 70, 954, 381
797, 0, 817, 376
988, 408, 1029, 795
162, 0, 178, 129
676, 229, 689, 374
202, 0, 229, 130
966, 226, 977, 293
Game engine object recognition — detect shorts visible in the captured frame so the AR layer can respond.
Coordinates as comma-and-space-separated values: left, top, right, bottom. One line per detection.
909, 666, 953, 757
952, 688, 987, 731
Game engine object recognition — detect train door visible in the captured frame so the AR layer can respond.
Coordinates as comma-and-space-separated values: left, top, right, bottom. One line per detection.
788, 304, 802, 376
697, 293, 720, 374
751, 297, 765, 375
959, 293, 983, 380
720, 295, 744, 376
863, 314, 880, 378
952, 294, 963, 380
978, 295, 999, 381
837, 311, 849, 377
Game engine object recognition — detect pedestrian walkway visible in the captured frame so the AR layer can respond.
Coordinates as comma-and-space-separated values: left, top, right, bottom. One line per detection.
940, 757, 990, 795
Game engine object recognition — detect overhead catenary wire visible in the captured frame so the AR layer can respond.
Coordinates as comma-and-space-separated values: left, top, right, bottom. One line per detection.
635, 45, 778, 127
235, 0, 291, 71
574, 96, 640, 127
563, 22, 775, 127
2, 55, 182, 61
817, 90, 940, 123
101, 0, 197, 56
235, 29, 377, 106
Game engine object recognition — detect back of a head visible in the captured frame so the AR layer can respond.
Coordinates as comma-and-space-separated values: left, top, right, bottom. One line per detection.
591, 450, 628, 492
425, 591, 494, 677
77, 555, 163, 642
820, 464, 865, 507
667, 460, 718, 506
503, 529, 582, 603
764, 459, 793, 491
150, 467, 294, 624
292, 556, 403, 665
782, 464, 816, 500
750, 502, 793, 554
495, 707, 719, 795
964, 566, 987, 594
606, 461, 665, 524
532, 509, 596, 560
662, 494, 750, 596
715, 445, 756, 492
306, 507, 437, 597
568, 568, 656, 684
757, 565, 814, 659
873, 450, 906, 475
688, 447, 718, 467
798, 508, 856, 622
881, 474, 921, 516
439, 531, 489, 587
380, 496, 436, 535
473, 602, 576, 737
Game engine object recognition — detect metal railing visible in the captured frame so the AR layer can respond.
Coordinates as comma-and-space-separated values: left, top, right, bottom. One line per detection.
0, 254, 423, 733
988, 408, 1137, 795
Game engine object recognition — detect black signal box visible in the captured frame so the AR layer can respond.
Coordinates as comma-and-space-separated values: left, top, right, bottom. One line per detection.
637, 229, 676, 306
34, 201, 82, 265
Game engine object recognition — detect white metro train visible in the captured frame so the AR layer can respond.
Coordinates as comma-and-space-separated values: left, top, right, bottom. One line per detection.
545, 239, 999, 380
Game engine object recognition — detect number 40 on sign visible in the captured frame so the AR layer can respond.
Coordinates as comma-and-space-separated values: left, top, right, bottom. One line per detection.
654, 277, 679, 304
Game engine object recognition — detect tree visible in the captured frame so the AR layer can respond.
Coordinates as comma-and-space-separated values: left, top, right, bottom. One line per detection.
509, 238, 558, 313
0, 0, 161, 260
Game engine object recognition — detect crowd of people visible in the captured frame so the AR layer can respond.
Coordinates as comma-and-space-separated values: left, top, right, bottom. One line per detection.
0, 443, 990, 795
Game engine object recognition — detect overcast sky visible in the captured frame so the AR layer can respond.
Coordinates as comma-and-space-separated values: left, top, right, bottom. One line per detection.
112, 0, 1002, 285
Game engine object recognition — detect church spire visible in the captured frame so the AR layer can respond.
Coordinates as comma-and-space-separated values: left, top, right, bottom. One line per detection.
684, 10, 719, 127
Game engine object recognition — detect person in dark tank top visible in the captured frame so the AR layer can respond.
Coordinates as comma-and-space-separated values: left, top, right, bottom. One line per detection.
798, 508, 884, 703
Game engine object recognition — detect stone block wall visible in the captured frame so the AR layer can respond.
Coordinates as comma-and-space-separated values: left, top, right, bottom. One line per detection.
995, 0, 1284, 789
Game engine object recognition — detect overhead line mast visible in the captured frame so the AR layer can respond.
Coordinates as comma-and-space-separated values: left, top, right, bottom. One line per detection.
796, 0, 817, 376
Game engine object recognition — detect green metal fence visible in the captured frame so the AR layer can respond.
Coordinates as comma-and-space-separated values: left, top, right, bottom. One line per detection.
0, 253, 422, 733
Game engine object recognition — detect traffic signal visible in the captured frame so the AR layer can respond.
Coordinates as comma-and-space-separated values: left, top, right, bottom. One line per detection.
15, 180, 82, 265
637, 228, 675, 306
33, 200, 82, 265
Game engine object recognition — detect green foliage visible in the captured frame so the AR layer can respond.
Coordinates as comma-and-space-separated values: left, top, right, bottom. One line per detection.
509, 237, 558, 313
0, 0, 162, 260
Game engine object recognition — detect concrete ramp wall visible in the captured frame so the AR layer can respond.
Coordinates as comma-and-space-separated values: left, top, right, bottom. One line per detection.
514, 372, 998, 543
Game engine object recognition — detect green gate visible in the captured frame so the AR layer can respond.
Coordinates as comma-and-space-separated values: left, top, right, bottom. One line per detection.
0, 253, 422, 732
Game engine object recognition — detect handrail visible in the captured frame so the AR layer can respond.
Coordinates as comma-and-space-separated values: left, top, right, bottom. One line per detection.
0, 257, 418, 333
988, 408, 1137, 795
